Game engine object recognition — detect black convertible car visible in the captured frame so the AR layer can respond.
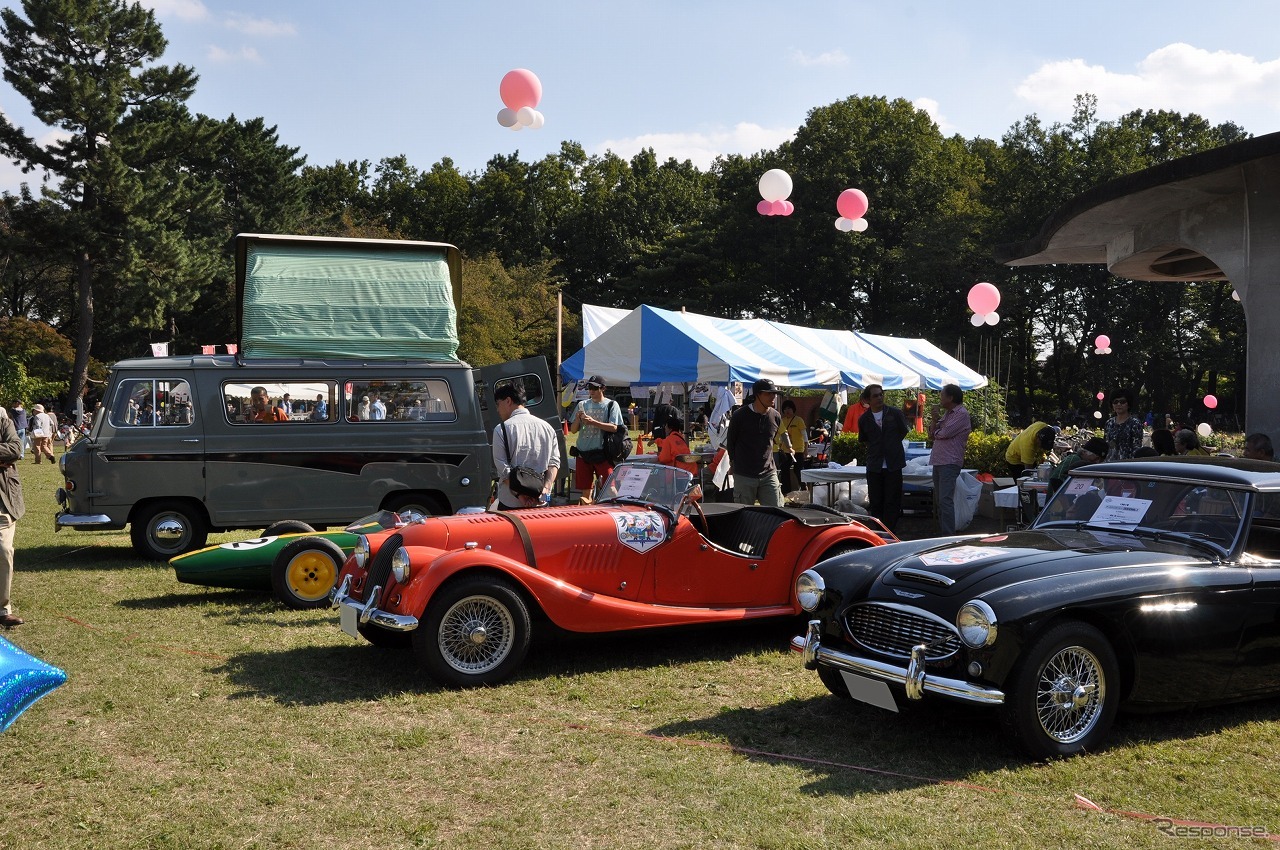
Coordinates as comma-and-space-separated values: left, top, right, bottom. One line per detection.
792, 457, 1280, 758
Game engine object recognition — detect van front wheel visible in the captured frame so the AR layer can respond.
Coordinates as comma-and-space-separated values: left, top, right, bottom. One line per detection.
131, 502, 209, 561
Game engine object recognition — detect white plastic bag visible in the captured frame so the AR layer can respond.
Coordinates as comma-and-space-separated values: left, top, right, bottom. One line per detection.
953, 471, 983, 531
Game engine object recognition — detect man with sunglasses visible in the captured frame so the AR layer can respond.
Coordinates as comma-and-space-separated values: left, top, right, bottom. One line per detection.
724, 378, 784, 506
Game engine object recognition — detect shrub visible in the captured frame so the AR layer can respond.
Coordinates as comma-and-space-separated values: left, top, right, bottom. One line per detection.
830, 431, 857, 465
965, 430, 1012, 476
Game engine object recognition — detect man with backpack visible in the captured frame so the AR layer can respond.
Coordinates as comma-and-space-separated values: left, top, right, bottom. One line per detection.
569, 375, 627, 502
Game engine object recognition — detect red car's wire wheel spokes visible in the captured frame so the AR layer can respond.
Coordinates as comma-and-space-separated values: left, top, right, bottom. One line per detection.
437, 595, 517, 674
1034, 645, 1105, 744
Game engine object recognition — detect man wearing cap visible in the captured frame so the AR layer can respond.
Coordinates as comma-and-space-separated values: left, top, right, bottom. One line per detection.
29, 403, 57, 464
1048, 436, 1109, 495
0, 405, 25, 628
570, 376, 626, 501
724, 379, 784, 507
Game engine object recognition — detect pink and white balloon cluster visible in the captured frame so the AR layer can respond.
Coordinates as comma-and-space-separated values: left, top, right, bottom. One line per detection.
834, 188, 869, 232
1093, 334, 1112, 355
496, 69, 545, 131
756, 169, 795, 216
967, 282, 1001, 326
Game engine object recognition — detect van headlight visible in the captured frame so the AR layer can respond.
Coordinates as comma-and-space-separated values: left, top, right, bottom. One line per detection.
957, 600, 998, 648
354, 535, 370, 569
796, 570, 825, 612
391, 548, 411, 584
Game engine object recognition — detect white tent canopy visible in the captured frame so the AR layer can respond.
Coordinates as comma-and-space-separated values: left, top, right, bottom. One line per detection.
566, 304, 987, 390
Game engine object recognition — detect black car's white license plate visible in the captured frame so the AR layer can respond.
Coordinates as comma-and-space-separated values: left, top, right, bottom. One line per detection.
840, 670, 899, 712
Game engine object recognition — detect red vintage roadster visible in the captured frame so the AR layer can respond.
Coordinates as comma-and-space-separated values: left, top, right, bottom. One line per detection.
332, 462, 892, 686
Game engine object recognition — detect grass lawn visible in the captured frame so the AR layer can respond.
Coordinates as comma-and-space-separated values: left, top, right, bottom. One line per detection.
4, 457, 1278, 849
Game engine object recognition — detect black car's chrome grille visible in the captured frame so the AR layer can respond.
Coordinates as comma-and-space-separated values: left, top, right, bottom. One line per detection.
356, 532, 402, 605
845, 602, 961, 661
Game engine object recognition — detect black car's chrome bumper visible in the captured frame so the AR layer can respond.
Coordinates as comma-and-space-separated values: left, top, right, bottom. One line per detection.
792, 620, 1005, 706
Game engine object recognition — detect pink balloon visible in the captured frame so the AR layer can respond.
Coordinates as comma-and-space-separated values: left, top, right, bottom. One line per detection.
770, 200, 788, 215
1096, 391, 1105, 401
1095, 334, 1111, 349
780, 200, 794, 216
1204, 394, 1218, 409
836, 189, 869, 220
756, 199, 772, 215
966, 282, 1000, 315
500, 69, 542, 110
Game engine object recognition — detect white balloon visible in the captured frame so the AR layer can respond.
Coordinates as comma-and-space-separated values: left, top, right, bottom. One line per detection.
1104, 347, 1112, 354
1094, 347, 1103, 355
970, 313, 985, 327
496, 108, 518, 128
850, 217, 868, 232
516, 106, 536, 126
511, 122, 524, 131
835, 217, 854, 232
1093, 411, 1103, 419
758, 168, 793, 202
1197, 422, 1213, 437
1231, 290, 1241, 301
530, 110, 545, 129
985, 311, 1000, 325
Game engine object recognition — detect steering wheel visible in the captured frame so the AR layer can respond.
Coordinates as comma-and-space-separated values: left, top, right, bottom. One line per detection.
682, 492, 710, 536
1153, 516, 1235, 541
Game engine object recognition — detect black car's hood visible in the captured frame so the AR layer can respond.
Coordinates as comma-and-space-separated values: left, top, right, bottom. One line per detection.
873, 527, 1209, 598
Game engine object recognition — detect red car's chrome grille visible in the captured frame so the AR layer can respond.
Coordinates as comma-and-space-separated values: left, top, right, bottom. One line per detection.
845, 603, 960, 661
356, 532, 403, 605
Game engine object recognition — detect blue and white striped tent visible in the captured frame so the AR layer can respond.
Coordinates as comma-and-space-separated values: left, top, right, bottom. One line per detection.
856, 332, 988, 391
561, 305, 843, 388
767, 321, 920, 389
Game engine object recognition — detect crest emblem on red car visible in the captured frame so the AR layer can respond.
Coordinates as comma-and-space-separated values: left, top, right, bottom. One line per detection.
613, 512, 666, 553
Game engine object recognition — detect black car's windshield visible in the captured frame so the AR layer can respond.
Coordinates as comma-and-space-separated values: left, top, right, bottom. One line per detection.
596, 462, 694, 512
1034, 474, 1247, 552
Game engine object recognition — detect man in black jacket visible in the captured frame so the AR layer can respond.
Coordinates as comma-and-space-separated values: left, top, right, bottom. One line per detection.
0, 405, 26, 628
858, 384, 909, 531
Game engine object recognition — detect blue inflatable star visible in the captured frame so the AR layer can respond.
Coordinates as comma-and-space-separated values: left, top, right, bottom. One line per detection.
1, 635, 67, 733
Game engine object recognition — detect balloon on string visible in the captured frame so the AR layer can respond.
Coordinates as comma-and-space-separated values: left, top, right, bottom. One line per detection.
967, 282, 1000, 315
1096, 392, 1105, 401
984, 312, 1000, 326
1, 636, 67, 732
1204, 394, 1218, 409
836, 188, 869, 220
1093, 411, 1103, 419
779, 200, 794, 216
1197, 422, 1213, 438
835, 217, 854, 231
496, 108, 518, 128
1095, 334, 1110, 349
850, 217, 868, 232
758, 169, 793, 203
759, 200, 774, 216
970, 313, 984, 327
500, 69, 542, 110
530, 111, 545, 129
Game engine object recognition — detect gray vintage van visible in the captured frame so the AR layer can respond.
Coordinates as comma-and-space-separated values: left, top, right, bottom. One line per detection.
54, 234, 561, 559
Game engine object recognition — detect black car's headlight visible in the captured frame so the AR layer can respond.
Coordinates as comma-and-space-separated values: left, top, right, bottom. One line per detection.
391, 547, 411, 584
796, 570, 825, 612
956, 600, 998, 648
354, 535, 370, 569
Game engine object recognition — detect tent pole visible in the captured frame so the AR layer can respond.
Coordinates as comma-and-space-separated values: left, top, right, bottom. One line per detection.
556, 292, 563, 394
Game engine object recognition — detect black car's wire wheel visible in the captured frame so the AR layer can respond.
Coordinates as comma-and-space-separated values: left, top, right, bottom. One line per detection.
415, 576, 531, 687
1002, 621, 1119, 758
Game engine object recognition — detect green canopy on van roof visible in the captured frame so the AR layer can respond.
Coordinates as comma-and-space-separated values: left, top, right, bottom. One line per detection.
237, 235, 461, 360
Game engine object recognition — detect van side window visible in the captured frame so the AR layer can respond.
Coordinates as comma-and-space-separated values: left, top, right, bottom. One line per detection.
492, 374, 546, 408
345, 380, 457, 422
223, 381, 336, 424
109, 378, 195, 427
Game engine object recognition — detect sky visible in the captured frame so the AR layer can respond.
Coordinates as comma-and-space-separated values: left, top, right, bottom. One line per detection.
2, 0, 1279, 195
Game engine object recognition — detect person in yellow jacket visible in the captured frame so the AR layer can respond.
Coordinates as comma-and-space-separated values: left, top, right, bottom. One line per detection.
1005, 421, 1056, 478
773, 399, 808, 492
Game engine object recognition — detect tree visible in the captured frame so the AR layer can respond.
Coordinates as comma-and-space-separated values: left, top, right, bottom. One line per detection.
457, 253, 566, 367
0, 0, 218, 401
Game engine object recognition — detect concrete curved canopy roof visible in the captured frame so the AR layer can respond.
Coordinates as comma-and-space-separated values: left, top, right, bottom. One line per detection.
996, 131, 1280, 282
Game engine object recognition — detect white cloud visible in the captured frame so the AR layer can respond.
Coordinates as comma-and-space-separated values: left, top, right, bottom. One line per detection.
1016, 43, 1280, 126
139, 0, 210, 22
224, 14, 296, 37
912, 97, 955, 135
595, 123, 797, 170
206, 44, 263, 64
791, 49, 849, 68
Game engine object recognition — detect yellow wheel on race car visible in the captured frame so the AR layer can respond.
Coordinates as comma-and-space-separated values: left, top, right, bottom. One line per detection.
271, 537, 345, 609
